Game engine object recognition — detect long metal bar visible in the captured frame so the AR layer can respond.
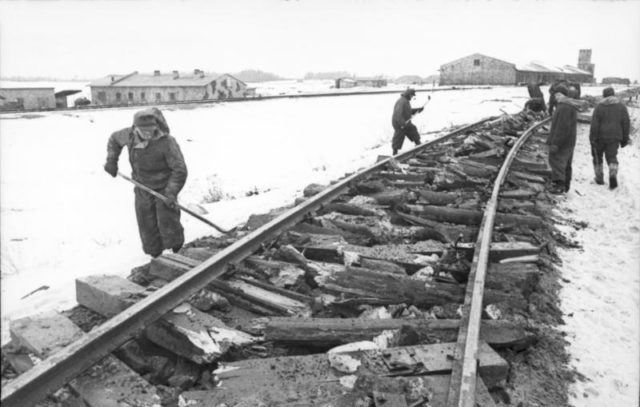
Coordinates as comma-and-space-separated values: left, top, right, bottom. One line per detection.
1, 117, 495, 407
446, 117, 551, 407
117, 172, 235, 234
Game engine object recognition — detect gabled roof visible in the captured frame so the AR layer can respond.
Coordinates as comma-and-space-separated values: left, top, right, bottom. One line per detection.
89, 71, 219, 87
561, 65, 592, 75
440, 53, 515, 68
54, 89, 81, 97
516, 61, 592, 75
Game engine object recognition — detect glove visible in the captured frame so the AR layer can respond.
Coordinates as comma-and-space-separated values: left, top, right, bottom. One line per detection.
621, 139, 629, 148
548, 144, 559, 154
104, 162, 117, 178
162, 192, 178, 210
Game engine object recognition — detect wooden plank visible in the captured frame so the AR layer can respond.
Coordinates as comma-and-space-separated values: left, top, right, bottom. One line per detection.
264, 318, 536, 350
150, 254, 311, 315
315, 267, 526, 310
452, 241, 540, 262
405, 204, 543, 228
9, 311, 160, 407
76, 275, 256, 364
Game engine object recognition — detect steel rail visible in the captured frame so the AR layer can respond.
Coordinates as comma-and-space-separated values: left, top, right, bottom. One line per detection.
446, 117, 552, 407
1, 116, 496, 406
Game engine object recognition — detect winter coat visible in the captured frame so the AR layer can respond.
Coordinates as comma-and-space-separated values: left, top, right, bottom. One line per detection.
547, 96, 578, 150
589, 96, 630, 145
105, 125, 187, 197
392, 95, 419, 130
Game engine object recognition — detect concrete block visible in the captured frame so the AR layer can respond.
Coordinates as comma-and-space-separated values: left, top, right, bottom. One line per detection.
9, 311, 160, 407
76, 274, 147, 318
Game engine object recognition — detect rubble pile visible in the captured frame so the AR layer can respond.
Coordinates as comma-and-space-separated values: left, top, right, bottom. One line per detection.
2, 110, 582, 406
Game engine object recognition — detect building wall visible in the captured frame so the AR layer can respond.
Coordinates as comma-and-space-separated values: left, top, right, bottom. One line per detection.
90, 75, 249, 106
0, 88, 56, 110
209, 75, 249, 99
90, 86, 207, 106
440, 55, 516, 85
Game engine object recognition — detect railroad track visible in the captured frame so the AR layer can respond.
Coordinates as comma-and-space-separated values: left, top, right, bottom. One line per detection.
2, 109, 558, 406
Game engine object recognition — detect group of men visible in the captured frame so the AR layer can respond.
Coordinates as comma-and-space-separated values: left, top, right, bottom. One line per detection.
105, 85, 631, 258
545, 82, 630, 193
391, 83, 631, 196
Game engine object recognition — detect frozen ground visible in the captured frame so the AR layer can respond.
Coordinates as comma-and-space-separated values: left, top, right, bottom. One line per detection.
556, 104, 640, 406
0, 83, 619, 353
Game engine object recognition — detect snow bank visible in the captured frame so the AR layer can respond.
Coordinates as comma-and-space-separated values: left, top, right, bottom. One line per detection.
556, 105, 640, 406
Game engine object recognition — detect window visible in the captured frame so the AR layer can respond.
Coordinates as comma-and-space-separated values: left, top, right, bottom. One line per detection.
97, 92, 106, 103
128, 92, 134, 101
115, 92, 122, 102
169, 92, 176, 101
141, 92, 146, 101
474, 59, 480, 66
155, 93, 161, 101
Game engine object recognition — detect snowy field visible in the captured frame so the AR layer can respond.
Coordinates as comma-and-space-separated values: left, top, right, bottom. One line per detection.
1, 83, 635, 406
556, 106, 640, 406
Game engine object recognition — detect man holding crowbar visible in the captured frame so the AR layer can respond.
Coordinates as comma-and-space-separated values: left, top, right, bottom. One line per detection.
391, 88, 431, 155
104, 107, 234, 259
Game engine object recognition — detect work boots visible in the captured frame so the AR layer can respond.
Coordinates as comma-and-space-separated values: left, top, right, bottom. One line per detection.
609, 163, 618, 189
549, 181, 565, 194
594, 163, 604, 185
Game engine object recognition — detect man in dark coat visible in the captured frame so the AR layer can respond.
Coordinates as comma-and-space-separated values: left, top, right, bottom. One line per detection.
104, 108, 188, 257
589, 87, 630, 189
548, 80, 581, 115
391, 88, 424, 155
547, 84, 580, 193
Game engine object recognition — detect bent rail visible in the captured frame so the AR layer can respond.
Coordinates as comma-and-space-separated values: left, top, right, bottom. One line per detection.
446, 117, 552, 407
1, 116, 496, 406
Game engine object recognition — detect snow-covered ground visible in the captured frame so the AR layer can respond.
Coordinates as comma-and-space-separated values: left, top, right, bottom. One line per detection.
249, 79, 437, 96
0, 82, 620, 351
556, 104, 640, 406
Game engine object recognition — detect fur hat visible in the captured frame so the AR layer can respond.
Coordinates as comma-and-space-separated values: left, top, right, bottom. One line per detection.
133, 107, 170, 133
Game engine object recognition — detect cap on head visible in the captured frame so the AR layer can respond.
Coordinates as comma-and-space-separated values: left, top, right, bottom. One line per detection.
603, 87, 615, 97
404, 88, 416, 98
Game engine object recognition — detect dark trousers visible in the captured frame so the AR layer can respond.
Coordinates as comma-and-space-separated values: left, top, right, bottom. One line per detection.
135, 188, 184, 257
591, 140, 619, 165
392, 123, 421, 154
549, 146, 574, 187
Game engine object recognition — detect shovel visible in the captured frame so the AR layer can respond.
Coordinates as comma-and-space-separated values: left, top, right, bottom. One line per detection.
118, 172, 236, 234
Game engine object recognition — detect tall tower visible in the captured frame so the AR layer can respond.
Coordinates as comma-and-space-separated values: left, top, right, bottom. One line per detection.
578, 49, 595, 79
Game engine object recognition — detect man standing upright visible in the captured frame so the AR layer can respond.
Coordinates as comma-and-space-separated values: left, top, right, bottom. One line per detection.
589, 87, 630, 189
391, 88, 424, 155
104, 107, 188, 257
547, 84, 580, 194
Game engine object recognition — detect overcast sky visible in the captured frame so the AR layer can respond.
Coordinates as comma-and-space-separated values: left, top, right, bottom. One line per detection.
1, 0, 639, 81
